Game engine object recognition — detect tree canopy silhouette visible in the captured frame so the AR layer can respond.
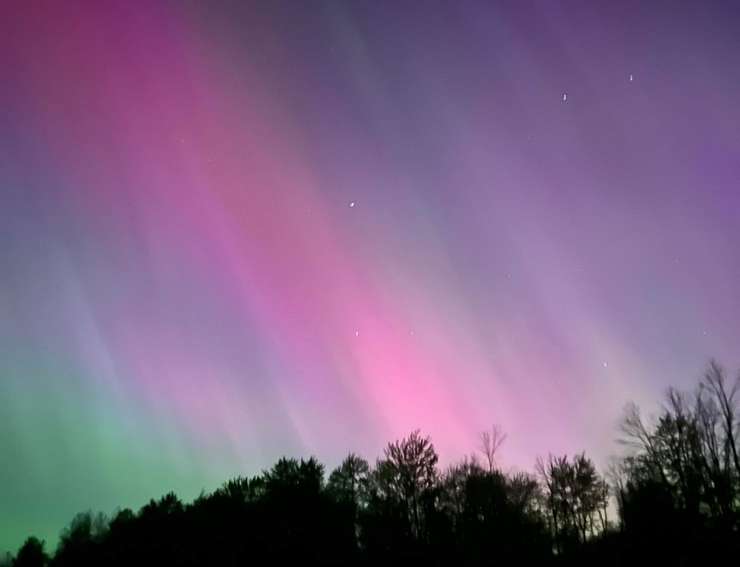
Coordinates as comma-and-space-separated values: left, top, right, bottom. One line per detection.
6, 360, 740, 566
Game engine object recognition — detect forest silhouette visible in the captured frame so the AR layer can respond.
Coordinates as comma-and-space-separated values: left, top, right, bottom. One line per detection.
4, 360, 740, 566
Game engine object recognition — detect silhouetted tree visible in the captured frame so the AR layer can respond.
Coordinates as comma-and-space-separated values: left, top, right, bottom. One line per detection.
436, 456, 550, 564
327, 453, 370, 507
479, 425, 507, 472
51, 511, 107, 567
614, 360, 740, 562
537, 453, 608, 553
327, 453, 371, 550
12, 537, 47, 567
377, 430, 438, 542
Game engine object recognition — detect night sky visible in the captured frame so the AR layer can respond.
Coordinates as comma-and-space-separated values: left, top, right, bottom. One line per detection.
2, 0, 740, 553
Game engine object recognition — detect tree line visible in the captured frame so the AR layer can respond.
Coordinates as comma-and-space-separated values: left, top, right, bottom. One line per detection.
4, 360, 740, 566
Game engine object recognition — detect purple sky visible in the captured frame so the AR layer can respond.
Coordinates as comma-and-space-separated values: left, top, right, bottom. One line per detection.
1, 0, 739, 554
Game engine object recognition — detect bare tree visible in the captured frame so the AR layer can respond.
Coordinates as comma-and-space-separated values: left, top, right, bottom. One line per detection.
328, 453, 371, 505
380, 430, 439, 540
479, 424, 507, 472
615, 360, 740, 534
438, 456, 484, 523
606, 457, 630, 529
703, 360, 740, 477
619, 402, 671, 487
537, 453, 608, 550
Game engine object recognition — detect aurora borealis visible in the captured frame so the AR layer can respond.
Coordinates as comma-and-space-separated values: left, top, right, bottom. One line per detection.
2, 0, 740, 553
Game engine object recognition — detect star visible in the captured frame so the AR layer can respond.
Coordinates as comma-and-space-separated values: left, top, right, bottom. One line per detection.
602, 361, 609, 368
349, 201, 356, 208
354, 330, 360, 337
629, 73, 634, 82
562, 93, 567, 102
